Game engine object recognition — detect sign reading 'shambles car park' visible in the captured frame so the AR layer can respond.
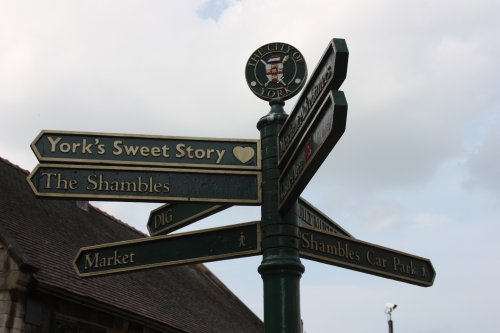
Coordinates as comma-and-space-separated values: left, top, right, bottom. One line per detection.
299, 226, 435, 287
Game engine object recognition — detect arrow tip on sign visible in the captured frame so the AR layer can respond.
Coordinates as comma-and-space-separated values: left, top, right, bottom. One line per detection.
26, 166, 41, 197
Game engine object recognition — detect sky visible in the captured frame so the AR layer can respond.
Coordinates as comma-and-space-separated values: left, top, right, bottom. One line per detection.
1, 0, 499, 332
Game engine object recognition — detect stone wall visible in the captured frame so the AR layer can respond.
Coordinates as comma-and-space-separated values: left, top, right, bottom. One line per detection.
0, 243, 31, 333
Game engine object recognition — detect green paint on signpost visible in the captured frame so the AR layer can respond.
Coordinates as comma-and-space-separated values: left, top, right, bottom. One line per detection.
279, 90, 347, 212
299, 226, 436, 287
27, 164, 261, 205
31, 130, 261, 170
148, 202, 231, 236
74, 221, 261, 277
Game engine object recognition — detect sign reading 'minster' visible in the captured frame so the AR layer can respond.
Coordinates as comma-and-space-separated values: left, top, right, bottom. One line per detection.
31, 130, 261, 170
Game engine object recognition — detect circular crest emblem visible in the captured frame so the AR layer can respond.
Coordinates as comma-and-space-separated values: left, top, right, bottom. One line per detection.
245, 42, 307, 101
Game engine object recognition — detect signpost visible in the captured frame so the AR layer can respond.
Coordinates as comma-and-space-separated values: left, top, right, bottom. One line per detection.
25, 37, 436, 333
148, 202, 230, 236
27, 164, 261, 205
31, 130, 261, 170
278, 90, 347, 212
299, 226, 435, 287
74, 221, 261, 277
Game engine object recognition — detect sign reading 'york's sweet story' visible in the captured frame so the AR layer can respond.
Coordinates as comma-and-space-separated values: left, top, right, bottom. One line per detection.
31, 130, 261, 170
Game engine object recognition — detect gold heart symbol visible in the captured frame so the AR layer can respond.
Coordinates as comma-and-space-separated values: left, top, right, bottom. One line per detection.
233, 146, 255, 164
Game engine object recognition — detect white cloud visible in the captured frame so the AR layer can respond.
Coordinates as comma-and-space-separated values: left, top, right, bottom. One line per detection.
464, 121, 500, 198
1, 1, 500, 332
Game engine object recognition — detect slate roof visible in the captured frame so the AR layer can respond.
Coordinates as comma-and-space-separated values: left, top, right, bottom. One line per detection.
0, 157, 263, 333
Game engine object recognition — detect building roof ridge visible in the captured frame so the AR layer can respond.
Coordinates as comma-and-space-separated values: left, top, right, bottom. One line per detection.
0, 155, 30, 175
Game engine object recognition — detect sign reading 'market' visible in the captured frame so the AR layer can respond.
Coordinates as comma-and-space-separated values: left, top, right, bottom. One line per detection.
74, 221, 261, 277
31, 130, 261, 170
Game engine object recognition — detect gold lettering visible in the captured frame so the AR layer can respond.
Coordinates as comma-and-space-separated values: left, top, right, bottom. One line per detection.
42, 173, 56, 189
59, 142, 71, 153
216, 150, 225, 164
367, 250, 387, 267
154, 209, 173, 228
121, 181, 137, 192
47, 136, 62, 152
98, 257, 106, 267
292, 51, 304, 62
87, 174, 97, 190
301, 233, 311, 248
42, 173, 78, 190
112, 140, 123, 156
194, 149, 205, 159
161, 145, 170, 157
68, 179, 77, 189
153, 183, 162, 193
124, 145, 140, 156
151, 146, 161, 157
176, 144, 186, 158
83, 250, 136, 270
97, 144, 105, 154
139, 146, 150, 156
122, 254, 130, 264
109, 181, 119, 191
84, 253, 99, 269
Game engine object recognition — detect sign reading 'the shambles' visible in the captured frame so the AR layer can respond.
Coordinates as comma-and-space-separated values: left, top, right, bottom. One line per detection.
27, 164, 261, 205
31, 130, 261, 170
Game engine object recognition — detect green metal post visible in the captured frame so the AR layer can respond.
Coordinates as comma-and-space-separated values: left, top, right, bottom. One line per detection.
257, 99, 305, 333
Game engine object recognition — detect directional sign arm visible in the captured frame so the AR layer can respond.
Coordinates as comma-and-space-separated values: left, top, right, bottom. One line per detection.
74, 221, 261, 277
27, 164, 261, 205
148, 202, 231, 236
279, 90, 347, 212
31, 130, 261, 170
278, 38, 348, 165
299, 226, 436, 287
